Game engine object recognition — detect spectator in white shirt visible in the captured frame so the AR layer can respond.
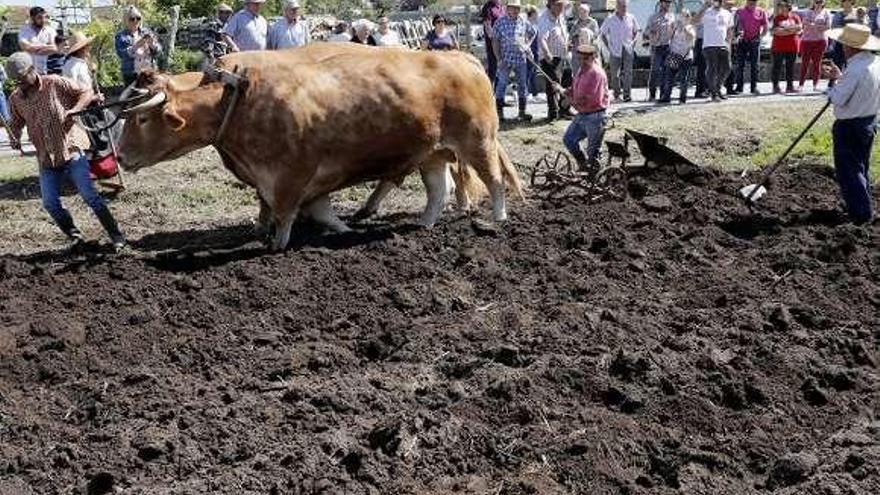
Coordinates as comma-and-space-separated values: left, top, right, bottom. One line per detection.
698, 0, 734, 101
372, 17, 402, 47
267, 0, 310, 50
538, 0, 570, 120
223, 0, 269, 52
822, 24, 880, 224
18, 7, 58, 75
600, 0, 640, 102
62, 31, 94, 90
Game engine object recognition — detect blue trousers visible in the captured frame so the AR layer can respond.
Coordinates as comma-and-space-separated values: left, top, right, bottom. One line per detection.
563, 110, 607, 163
495, 61, 529, 103
832, 116, 876, 223
735, 39, 761, 92
39, 154, 108, 235
649, 45, 670, 100
0, 94, 10, 122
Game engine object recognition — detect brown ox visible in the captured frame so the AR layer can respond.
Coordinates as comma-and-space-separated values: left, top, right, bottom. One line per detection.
117, 44, 522, 250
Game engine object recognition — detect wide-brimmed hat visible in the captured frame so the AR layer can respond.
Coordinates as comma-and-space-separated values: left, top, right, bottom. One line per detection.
244, 0, 267, 3
507, 0, 523, 8
217, 3, 233, 12
576, 43, 597, 54
283, 0, 301, 8
66, 31, 93, 55
827, 23, 880, 51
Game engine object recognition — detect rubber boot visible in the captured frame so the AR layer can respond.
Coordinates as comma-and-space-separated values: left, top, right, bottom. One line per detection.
53, 210, 85, 249
94, 205, 127, 251
518, 100, 532, 122
496, 100, 506, 124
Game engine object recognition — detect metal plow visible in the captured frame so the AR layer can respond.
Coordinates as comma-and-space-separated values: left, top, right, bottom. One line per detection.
525, 151, 628, 203
524, 128, 703, 203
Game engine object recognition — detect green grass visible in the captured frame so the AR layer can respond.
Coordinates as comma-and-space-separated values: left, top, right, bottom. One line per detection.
751, 117, 880, 180
0, 156, 34, 182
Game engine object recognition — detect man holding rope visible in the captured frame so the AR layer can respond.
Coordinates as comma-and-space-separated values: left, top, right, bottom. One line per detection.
537, 0, 570, 122
493, 0, 537, 123
6, 52, 127, 251
555, 42, 609, 172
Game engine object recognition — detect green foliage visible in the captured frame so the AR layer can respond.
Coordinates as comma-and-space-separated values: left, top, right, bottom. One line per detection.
83, 18, 123, 88
155, 0, 221, 19
168, 48, 204, 73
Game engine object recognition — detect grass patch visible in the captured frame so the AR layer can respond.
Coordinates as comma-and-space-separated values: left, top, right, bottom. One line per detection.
0, 156, 35, 182
752, 117, 880, 180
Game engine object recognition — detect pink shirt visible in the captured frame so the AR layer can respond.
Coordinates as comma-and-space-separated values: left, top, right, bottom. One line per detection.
800, 8, 831, 41
570, 62, 609, 114
736, 6, 769, 41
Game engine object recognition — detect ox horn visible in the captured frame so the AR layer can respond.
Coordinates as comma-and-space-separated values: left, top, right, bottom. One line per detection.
123, 91, 167, 114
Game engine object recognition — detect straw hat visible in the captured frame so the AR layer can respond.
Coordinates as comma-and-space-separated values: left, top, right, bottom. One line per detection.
576, 42, 597, 55
66, 31, 93, 55
217, 3, 233, 12
827, 23, 880, 51
507, 0, 523, 8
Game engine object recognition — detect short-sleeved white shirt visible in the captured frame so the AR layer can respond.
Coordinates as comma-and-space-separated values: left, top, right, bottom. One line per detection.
223, 10, 268, 51
702, 8, 733, 48
61, 56, 92, 89
600, 13, 640, 58
19, 24, 57, 74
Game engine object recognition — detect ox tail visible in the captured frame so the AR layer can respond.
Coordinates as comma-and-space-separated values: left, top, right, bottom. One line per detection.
451, 161, 486, 207
497, 141, 525, 201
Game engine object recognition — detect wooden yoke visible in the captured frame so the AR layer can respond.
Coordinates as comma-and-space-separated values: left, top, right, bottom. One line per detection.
203, 64, 250, 145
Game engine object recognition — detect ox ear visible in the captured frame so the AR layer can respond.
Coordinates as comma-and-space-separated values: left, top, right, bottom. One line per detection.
162, 107, 187, 132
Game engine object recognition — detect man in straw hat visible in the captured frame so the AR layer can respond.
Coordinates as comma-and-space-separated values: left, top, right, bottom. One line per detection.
555, 42, 609, 171
492, 0, 538, 122
62, 31, 95, 90
822, 23, 880, 224
223, 0, 269, 52
6, 52, 127, 251
537, 0, 570, 122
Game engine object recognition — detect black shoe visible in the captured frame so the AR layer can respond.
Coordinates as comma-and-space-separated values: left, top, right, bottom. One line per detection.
719, 93, 728, 100
730, 88, 742, 95
694, 92, 706, 99
657, 98, 671, 104
711, 94, 720, 102
751, 87, 761, 95
94, 205, 126, 249
678, 98, 687, 104
622, 95, 632, 102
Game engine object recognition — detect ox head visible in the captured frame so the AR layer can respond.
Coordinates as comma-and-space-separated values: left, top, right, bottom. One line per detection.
117, 71, 221, 171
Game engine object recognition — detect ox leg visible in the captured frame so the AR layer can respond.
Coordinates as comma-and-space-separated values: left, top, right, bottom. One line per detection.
256, 196, 273, 237
490, 184, 507, 222
464, 145, 507, 222
419, 160, 449, 228
272, 210, 297, 252
305, 195, 352, 233
352, 180, 397, 221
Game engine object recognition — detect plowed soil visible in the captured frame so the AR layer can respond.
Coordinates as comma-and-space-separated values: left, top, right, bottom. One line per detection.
1, 163, 878, 495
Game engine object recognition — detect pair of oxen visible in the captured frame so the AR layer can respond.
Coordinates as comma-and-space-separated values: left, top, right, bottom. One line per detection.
116, 43, 522, 250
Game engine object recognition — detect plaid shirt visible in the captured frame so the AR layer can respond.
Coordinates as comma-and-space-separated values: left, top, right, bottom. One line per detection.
9, 75, 91, 169
493, 15, 537, 66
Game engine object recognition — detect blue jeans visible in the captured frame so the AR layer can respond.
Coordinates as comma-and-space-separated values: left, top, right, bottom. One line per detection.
649, 45, 670, 100
495, 61, 529, 103
39, 154, 108, 235
832, 116, 876, 223
0, 94, 10, 122
735, 39, 761, 92
661, 59, 692, 102
563, 110, 607, 164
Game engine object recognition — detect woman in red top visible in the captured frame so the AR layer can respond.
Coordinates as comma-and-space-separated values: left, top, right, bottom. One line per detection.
771, 1, 802, 93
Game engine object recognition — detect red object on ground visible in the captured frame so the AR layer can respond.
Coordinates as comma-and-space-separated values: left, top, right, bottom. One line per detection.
90, 153, 119, 180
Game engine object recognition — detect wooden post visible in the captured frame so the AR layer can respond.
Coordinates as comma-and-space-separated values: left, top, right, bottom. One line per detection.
164, 5, 181, 70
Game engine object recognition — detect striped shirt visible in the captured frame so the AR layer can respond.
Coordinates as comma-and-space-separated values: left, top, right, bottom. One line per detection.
538, 10, 569, 59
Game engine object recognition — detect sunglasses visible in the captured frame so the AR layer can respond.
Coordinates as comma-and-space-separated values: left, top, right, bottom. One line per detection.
129, 16, 142, 21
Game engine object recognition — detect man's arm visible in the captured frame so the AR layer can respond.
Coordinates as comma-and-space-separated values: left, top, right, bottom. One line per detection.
492, 23, 502, 62
8, 98, 24, 149
221, 17, 242, 52
825, 62, 859, 107
56, 78, 96, 122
